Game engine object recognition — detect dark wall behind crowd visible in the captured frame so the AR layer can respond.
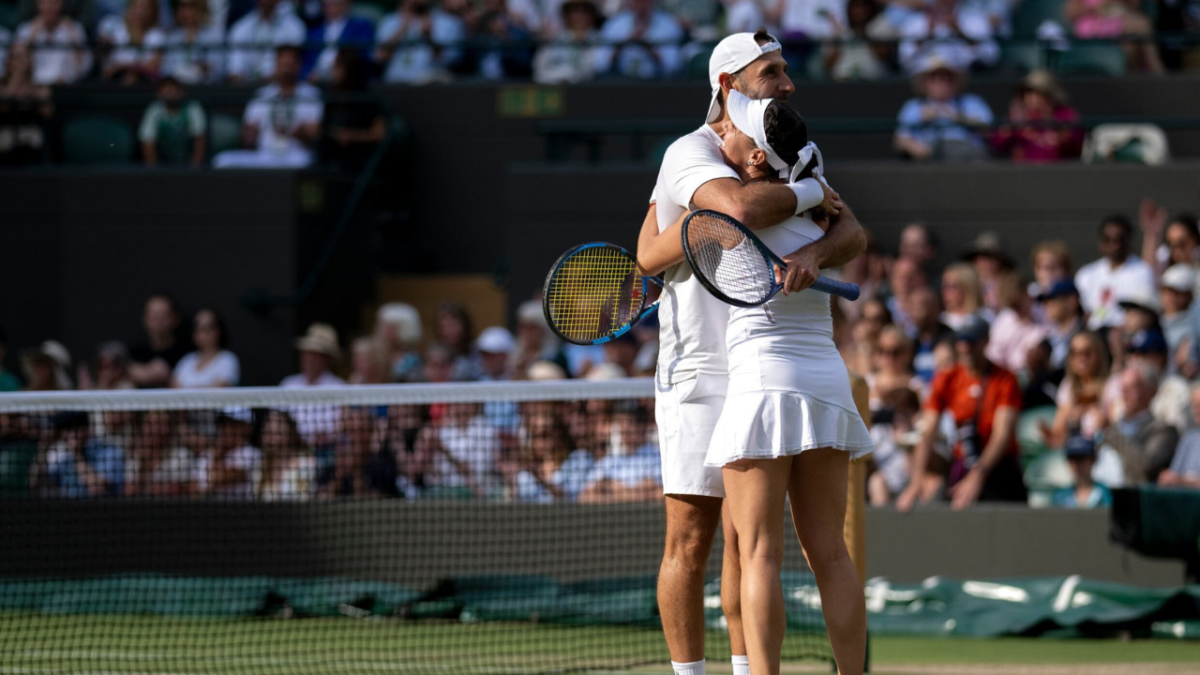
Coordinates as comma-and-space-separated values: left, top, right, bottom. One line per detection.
3, 78, 1200, 384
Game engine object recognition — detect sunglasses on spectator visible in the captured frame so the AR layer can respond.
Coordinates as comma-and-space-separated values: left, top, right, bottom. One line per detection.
1100, 234, 1126, 244
878, 347, 903, 357
1167, 238, 1193, 250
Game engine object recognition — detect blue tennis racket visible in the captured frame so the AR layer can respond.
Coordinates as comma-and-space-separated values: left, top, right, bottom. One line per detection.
681, 209, 860, 307
542, 243, 662, 345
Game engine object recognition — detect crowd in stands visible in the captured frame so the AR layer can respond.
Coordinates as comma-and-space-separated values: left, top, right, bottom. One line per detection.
6, 197, 1200, 505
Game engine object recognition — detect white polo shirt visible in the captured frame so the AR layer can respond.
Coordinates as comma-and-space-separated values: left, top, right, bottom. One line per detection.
651, 124, 739, 385
1075, 255, 1156, 330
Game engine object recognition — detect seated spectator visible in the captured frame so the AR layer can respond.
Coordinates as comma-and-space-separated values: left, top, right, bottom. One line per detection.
1044, 330, 1109, 448
894, 56, 992, 162
768, 0, 844, 62
129, 293, 191, 389
867, 387, 922, 506
282, 323, 345, 388
0, 44, 53, 167
374, 0, 466, 84
841, 298, 890, 377
348, 336, 391, 384
908, 286, 953, 384
1075, 215, 1156, 332
867, 325, 921, 410
77, 341, 135, 390
1052, 435, 1113, 508
1065, 0, 1163, 73
475, 326, 515, 382
422, 343, 456, 383
719, 0, 764, 34
986, 272, 1047, 376
0, 327, 18, 391
195, 407, 262, 499
578, 402, 661, 503
839, 233, 891, 324
821, 0, 892, 81
1111, 286, 1162, 374
592, 0, 683, 79
511, 300, 568, 378
434, 302, 476, 380
899, 222, 938, 274
897, 0, 998, 74
898, 315, 1025, 512
382, 404, 428, 498
214, 46, 323, 169
602, 332, 639, 376
1037, 279, 1084, 374
1106, 328, 1190, 433
32, 411, 125, 497
21, 340, 72, 390
138, 77, 207, 167
303, 0, 375, 82
157, 0, 225, 84
468, 0, 535, 79
532, 0, 602, 84
374, 302, 423, 382
172, 309, 240, 388
961, 231, 1013, 314
429, 402, 501, 498
991, 71, 1083, 164
1158, 384, 1200, 489
940, 262, 987, 330
1094, 363, 1178, 487
1022, 339, 1058, 409
15, 0, 91, 85
886, 255, 927, 333
510, 409, 591, 503
322, 405, 398, 497
97, 0, 164, 84
1160, 264, 1195, 370
226, 0, 306, 83
126, 410, 195, 496
259, 409, 317, 500
1139, 201, 1199, 279
1031, 240, 1074, 299
319, 49, 386, 171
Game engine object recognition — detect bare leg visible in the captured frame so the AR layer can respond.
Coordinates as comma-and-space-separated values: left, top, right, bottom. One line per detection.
659, 494, 723, 662
723, 458, 792, 675
720, 500, 746, 657
788, 448, 866, 675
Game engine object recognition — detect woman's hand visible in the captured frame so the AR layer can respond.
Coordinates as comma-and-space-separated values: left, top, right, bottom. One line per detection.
774, 246, 821, 295
817, 179, 843, 217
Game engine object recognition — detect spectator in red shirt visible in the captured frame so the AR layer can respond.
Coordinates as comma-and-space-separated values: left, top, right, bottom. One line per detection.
898, 315, 1026, 511
991, 70, 1083, 164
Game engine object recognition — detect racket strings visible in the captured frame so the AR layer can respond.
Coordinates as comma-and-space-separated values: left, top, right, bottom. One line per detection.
686, 215, 776, 305
546, 248, 644, 342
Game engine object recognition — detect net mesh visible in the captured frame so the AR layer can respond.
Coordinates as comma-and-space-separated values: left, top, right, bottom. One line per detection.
684, 214, 775, 306
543, 246, 646, 343
0, 380, 834, 674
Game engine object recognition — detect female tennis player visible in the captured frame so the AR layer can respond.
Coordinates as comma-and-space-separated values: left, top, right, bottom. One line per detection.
707, 89, 873, 675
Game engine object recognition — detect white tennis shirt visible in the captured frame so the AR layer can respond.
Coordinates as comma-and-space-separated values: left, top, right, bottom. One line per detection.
650, 125, 739, 385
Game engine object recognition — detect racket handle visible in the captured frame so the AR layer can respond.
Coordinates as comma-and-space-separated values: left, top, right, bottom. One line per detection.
812, 276, 861, 301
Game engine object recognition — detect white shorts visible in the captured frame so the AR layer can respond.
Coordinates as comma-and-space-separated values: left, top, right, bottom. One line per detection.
655, 371, 727, 498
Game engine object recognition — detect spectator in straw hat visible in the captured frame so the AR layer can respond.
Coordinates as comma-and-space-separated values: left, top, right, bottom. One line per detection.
991, 70, 1083, 164
21, 340, 72, 391
0, 326, 21, 392
893, 54, 992, 162
375, 302, 424, 383
281, 323, 345, 388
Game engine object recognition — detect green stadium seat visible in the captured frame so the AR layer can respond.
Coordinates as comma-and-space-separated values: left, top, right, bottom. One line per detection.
1023, 449, 1073, 508
1055, 42, 1126, 76
0, 1, 18, 29
1016, 405, 1057, 466
1012, 0, 1067, 37
207, 113, 243, 157
686, 47, 713, 80
61, 115, 134, 165
999, 41, 1044, 74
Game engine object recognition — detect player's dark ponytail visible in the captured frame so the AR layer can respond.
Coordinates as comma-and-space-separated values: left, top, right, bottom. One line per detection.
762, 100, 809, 172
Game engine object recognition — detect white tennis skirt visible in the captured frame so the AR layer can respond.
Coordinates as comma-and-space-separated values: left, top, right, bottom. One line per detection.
704, 325, 874, 467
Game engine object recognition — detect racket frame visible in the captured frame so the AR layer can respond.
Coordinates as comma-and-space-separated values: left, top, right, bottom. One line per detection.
680, 209, 860, 307
541, 242, 663, 346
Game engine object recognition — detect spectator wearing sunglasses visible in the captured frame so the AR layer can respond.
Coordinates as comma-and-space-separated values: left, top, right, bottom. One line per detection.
1075, 215, 1156, 332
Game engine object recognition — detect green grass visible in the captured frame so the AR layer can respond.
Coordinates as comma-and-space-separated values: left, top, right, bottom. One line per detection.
1, 615, 1196, 674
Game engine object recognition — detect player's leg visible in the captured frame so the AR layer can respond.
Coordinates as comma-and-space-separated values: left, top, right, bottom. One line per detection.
719, 500, 747, 670
723, 458, 791, 675
787, 448, 866, 675
659, 494, 722, 667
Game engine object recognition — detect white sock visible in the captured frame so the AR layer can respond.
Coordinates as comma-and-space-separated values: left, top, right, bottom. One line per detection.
671, 659, 706, 675
731, 654, 750, 675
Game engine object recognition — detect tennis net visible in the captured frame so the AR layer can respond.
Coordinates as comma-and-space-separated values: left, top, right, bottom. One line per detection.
0, 379, 835, 674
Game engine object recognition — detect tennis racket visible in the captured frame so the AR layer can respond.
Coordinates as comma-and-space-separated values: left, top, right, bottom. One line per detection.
681, 209, 860, 307
542, 242, 662, 345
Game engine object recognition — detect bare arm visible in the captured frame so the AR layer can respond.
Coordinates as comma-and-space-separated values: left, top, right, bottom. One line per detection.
691, 177, 842, 231
142, 141, 158, 166
775, 202, 868, 294
949, 406, 1017, 510
636, 203, 687, 277
897, 408, 941, 512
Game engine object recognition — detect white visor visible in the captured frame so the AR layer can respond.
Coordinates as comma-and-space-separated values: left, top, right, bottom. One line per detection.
725, 89, 790, 174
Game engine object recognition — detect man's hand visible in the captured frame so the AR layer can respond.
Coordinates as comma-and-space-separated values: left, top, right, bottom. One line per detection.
948, 468, 986, 510
774, 245, 821, 294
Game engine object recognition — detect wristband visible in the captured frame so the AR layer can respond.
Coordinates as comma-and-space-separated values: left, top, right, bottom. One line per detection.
788, 177, 824, 216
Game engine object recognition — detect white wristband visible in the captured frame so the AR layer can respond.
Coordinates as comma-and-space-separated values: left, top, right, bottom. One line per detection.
788, 177, 824, 216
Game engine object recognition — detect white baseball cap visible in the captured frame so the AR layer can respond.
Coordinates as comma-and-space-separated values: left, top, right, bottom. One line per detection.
475, 326, 515, 354
705, 32, 782, 124
1161, 264, 1197, 294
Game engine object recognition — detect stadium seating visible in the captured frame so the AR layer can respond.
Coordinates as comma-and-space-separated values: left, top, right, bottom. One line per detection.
1056, 42, 1127, 76
62, 115, 135, 165
1012, 0, 1068, 37
207, 113, 243, 158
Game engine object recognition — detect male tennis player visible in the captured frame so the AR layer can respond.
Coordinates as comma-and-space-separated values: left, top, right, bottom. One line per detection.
635, 30, 867, 675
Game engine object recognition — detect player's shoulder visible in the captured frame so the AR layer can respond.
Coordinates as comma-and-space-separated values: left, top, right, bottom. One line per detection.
662, 125, 722, 162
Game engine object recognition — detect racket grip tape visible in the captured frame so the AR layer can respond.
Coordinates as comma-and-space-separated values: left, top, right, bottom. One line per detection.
812, 277, 860, 301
